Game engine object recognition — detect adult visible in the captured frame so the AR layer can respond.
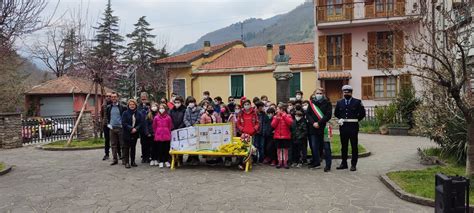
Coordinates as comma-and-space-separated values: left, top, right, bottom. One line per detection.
138, 92, 151, 164
306, 88, 332, 171
169, 96, 186, 130
106, 92, 126, 165
101, 92, 113, 160
334, 85, 366, 171
122, 99, 143, 168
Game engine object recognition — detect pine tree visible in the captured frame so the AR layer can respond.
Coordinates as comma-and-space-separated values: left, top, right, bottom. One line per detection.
92, 0, 124, 60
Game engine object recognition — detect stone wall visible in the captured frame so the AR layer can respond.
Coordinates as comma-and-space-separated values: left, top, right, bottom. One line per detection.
0, 113, 22, 149
77, 111, 94, 140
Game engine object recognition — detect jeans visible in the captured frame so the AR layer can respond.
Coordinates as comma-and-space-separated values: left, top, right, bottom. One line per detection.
323, 142, 332, 169
309, 134, 323, 166
253, 134, 265, 163
103, 125, 110, 155
264, 136, 276, 161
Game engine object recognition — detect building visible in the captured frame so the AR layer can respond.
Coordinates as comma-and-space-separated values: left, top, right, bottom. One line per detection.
154, 40, 246, 100
24, 76, 114, 117
313, 0, 421, 106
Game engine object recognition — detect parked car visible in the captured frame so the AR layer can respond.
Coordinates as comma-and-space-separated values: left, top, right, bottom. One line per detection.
52, 121, 73, 135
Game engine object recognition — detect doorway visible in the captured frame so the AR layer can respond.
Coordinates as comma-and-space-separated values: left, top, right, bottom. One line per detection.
324, 80, 344, 105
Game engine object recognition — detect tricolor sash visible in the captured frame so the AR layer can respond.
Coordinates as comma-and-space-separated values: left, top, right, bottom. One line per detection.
309, 100, 333, 142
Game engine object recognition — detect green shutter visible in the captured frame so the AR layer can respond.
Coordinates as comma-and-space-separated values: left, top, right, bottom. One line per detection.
290, 72, 301, 97
231, 75, 244, 98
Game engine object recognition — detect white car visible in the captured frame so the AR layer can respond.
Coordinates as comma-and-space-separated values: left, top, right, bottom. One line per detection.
52, 121, 73, 135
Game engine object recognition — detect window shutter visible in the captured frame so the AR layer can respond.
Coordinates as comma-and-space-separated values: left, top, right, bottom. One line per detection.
319, 35, 327, 71
361, 76, 374, 100
343, 33, 352, 70
231, 75, 244, 98
395, 0, 405, 16
344, 0, 353, 20
399, 74, 412, 90
317, 0, 327, 22
365, 0, 375, 18
290, 72, 301, 96
367, 32, 377, 69
394, 31, 405, 68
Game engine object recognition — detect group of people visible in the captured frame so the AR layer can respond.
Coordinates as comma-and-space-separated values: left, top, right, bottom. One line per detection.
100, 85, 365, 172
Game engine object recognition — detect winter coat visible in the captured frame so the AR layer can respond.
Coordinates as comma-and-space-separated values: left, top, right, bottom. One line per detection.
292, 118, 308, 141
257, 111, 271, 136
137, 104, 149, 134
144, 112, 157, 137
306, 98, 332, 135
121, 109, 143, 139
237, 108, 259, 136
200, 112, 222, 124
169, 105, 186, 130
271, 112, 293, 140
184, 106, 201, 127
262, 116, 274, 137
152, 113, 173, 142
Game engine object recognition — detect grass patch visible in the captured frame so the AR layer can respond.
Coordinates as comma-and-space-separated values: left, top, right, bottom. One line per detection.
43, 138, 104, 148
388, 165, 474, 204
359, 120, 380, 134
0, 162, 4, 171
422, 147, 460, 166
308, 134, 367, 156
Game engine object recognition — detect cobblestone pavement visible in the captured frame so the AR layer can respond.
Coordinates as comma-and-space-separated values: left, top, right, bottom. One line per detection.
0, 134, 435, 212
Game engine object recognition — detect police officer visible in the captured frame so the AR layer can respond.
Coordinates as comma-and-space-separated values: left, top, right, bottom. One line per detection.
334, 85, 365, 171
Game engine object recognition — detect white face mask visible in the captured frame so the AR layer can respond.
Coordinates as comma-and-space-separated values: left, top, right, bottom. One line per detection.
200, 108, 205, 114
159, 109, 165, 114
295, 116, 302, 121
302, 105, 308, 111
235, 109, 241, 114
244, 105, 251, 110
175, 103, 181, 108
151, 106, 158, 112
203, 95, 209, 99
315, 94, 323, 100
188, 103, 195, 108
288, 106, 294, 110
296, 95, 302, 100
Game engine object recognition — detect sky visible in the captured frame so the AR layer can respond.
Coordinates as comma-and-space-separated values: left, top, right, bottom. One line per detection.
20, 0, 308, 57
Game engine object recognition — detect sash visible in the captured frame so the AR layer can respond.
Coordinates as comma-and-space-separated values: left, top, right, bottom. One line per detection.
309, 100, 333, 142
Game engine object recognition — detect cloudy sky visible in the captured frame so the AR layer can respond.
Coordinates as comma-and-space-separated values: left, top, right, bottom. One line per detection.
24, 0, 308, 55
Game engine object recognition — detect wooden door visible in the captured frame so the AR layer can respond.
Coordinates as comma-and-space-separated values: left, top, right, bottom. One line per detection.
325, 80, 343, 105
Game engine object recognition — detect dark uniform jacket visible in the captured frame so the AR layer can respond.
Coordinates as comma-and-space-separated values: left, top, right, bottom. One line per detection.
334, 98, 366, 131
306, 98, 332, 135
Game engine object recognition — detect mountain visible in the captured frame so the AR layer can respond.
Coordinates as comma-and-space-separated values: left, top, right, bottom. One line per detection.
174, 2, 314, 55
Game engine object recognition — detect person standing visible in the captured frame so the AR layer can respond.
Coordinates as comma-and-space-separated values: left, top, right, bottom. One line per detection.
254, 101, 267, 163
291, 110, 308, 168
271, 103, 293, 169
306, 88, 333, 171
263, 107, 276, 165
121, 99, 143, 168
101, 92, 112, 160
169, 96, 186, 130
295, 90, 304, 101
334, 85, 365, 171
106, 92, 126, 166
227, 96, 236, 113
138, 92, 151, 164
152, 104, 173, 168
145, 103, 159, 166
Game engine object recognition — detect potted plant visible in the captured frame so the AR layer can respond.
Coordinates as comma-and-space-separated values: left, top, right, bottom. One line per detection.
387, 123, 410, 135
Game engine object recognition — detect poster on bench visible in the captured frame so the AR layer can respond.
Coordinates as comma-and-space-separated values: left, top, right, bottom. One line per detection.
170, 124, 232, 151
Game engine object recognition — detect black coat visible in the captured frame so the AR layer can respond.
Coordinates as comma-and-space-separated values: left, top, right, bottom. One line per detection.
169, 105, 186, 130
334, 98, 366, 131
121, 109, 143, 139
257, 111, 271, 136
292, 118, 308, 141
144, 112, 157, 137
306, 98, 332, 135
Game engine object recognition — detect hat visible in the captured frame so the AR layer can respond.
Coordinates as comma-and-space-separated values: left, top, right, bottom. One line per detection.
127, 99, 138, 106
342, 85, 353, 92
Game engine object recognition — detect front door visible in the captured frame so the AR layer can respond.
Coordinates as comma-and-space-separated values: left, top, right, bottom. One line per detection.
325, 80, 343, 105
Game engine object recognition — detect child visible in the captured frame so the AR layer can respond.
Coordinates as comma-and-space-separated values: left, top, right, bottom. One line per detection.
200, 105, 222, 124
292, 110, 308, 168
152, 104, 173, 168
145, 102, 158, 166
263, 107, 276, 165
254, 101, 267, 163
227, 104, 242, 137
236, 99, 259, 169
271, 103, 293, 169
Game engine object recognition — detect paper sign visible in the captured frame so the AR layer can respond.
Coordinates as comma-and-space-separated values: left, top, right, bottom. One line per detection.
178, 129, 188, 140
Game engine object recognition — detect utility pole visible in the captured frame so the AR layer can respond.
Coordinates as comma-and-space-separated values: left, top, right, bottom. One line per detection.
240, 22, 244, 41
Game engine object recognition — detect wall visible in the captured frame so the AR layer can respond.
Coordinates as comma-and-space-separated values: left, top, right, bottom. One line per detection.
300, 68, 319, 99
0, 113, 22, 149
76, 111, 94, 140
73, 94, 104, 115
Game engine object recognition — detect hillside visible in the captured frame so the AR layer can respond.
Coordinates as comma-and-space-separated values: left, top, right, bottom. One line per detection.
175, 2, 314, 54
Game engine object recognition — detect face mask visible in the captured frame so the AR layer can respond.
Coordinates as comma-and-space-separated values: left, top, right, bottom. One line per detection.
344, 94, 352, 100
159, 109, 165, 114
295, 116, 302, 121
203, 95, 209, 99
244, 105, 251, 110
267, 114, 273, 119
288, 106, 294, 110
296, 95, 302, 100
302, 105, 308, 111
207, 110, 214, 114
151, 106, 158, 112
188, 103, 195, 108
235, 109, 241, 114
200, 108, 205, 114
171, 97, 176, 101
175, 103, 181, 108
315, 94, 323, 100
262, 101, 267, 105
228, 101, 234, 105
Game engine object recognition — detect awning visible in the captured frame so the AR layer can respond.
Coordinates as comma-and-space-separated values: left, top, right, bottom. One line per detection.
318, 72, 352, 80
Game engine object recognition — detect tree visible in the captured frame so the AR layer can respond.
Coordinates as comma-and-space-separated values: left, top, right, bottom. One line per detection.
390, 1, 473, 174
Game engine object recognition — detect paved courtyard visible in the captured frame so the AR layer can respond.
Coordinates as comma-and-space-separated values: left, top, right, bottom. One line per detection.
0, 134, 434, 212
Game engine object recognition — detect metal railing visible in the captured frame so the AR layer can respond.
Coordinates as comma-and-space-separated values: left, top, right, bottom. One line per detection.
22, 115, 77, 145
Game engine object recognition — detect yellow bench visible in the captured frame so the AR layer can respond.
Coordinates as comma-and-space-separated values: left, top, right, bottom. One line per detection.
169, 150, 252, 172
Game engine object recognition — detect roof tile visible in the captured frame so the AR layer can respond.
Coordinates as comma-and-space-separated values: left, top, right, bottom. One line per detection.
25, 76, 114, 95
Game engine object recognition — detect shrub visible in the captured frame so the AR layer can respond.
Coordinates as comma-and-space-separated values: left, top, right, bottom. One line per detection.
375, 103, 398, 125
359, 119, 380, 133
394, 86, 420, 128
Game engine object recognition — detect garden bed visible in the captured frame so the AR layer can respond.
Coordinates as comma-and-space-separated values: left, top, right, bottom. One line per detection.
308, 134, 370, 158
41, 138, 105, 151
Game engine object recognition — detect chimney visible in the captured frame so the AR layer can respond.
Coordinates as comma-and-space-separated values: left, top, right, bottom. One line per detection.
266, 44, 273, 65
203, 41, 211, 57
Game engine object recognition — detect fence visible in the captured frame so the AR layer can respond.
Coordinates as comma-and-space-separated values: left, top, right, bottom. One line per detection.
22, 115, 77, 145
363, 106, 403, 123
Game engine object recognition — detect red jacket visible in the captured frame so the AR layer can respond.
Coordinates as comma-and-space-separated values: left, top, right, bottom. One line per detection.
271, 112, 293, 139
237, 108, 259, 136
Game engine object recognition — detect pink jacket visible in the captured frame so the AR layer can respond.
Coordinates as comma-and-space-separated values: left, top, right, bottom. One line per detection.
152, 113, 173, 142
200, 112, 222, 124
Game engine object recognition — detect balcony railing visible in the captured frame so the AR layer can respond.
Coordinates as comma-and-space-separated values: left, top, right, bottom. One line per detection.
316, 0, 419, 23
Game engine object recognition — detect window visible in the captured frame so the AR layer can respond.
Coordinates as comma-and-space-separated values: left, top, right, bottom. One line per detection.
368, 31, 404, 69
361, 77, 374, 100
327, 0, 343, 16
376, 0, 394, 13
376, 31, 394, 68
319, 34, 351, 71
374, 76, 397, 99
172, 79, 186, 98
399, 74, 412, 90
290, 72, 301, 97
230, 75, 244, 98
327, 35, 343, 70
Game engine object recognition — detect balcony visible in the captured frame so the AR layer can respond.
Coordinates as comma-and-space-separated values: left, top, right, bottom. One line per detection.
316, 0, 420, 29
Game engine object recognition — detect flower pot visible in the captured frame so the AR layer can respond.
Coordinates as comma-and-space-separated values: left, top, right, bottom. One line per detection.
388, 127, 410, 136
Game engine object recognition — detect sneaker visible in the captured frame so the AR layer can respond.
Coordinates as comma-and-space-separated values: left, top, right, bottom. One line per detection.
270, 160, 276, 166
224, 159, 232, 167
103, 155, 109, 161
125, 163, 131, 169
291, 163, 297, 167
324, 167, 331, 172
159, 162, 164, 168
238, 164, 244, 170
165, 162, 171, 168
276, 164, 281, 169
296, 163, 302, 168
150, 161, 155, 166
